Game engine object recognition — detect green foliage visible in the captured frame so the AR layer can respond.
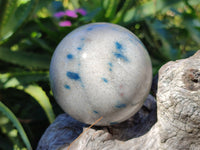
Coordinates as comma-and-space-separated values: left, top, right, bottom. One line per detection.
0, 0, 199, 149
0, 0, 36, 43
0, 0, 56, 149
0, 101, 32, 150
0, 71, 49, 89
0, 48, 51, 69
23, 85, 55, 123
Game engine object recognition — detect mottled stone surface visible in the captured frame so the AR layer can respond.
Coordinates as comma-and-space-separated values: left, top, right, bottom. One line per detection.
50, 23, 152, 125
38, 50, 200, 150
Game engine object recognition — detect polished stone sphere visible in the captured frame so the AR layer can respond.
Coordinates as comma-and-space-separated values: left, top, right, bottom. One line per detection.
50, 23, 152, 125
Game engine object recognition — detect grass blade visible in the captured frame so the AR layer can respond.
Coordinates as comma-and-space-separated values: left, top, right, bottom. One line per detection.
111, 0, 132, 23
105, 0, 119, 20
0, 101, 32, 150
21, 85, 55, 123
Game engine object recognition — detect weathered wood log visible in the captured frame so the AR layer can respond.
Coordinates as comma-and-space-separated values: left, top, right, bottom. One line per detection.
37, 50, 200, 150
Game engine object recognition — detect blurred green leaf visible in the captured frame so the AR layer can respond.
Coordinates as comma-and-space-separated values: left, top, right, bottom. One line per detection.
34, 19, 60, 43
123, 0, 184, 23
184, 17, 200, 46
102, 0, 109, 10
146, 19, 179, 60
105, 0, 120, 20
30, 38, 53, 53
0, 47, 51, 69
80, 0, 101, 12
70, 0, 80, 9
112, 0, 132, 23
33, 0, 53, 14
0, 101, 32, 150
0, 134, 13, 150
21, 85, 55, 123
0, 71, 49, 89
0, 0, 36, 43
81, 7, 102, 22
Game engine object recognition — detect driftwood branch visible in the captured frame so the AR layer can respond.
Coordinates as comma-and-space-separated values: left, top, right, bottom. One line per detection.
37, 50, 200, 150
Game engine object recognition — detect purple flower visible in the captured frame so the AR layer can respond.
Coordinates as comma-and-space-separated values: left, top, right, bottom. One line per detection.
54, 11, 66, 18
59, 20, 72, 27
75, 8, 87, 16
54, 8, 87, 27
65, 10, 78, 18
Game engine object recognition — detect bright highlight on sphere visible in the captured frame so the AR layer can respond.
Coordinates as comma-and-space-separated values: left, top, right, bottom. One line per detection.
50, 23, 152, 125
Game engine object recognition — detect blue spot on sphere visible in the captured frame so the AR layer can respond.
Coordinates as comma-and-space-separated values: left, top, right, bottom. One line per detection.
108, 62, 113, 71
115, 42, 122, 50
93, 110, 99, 114
77, 47, 82, 50
102, 78, 108, 83
108, 62, 113, 67
67, 54, 73, 59
114, 53, 129, 62
67, 72, 80, 80
64, 84, 71, 89
87, 27, 93, 31
115, 103, 126, 108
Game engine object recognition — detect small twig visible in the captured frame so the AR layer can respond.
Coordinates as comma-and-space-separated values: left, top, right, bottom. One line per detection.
67, 116, 103, 150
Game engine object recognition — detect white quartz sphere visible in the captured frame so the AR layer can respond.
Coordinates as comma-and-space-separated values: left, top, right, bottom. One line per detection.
50, 23, 152, 126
